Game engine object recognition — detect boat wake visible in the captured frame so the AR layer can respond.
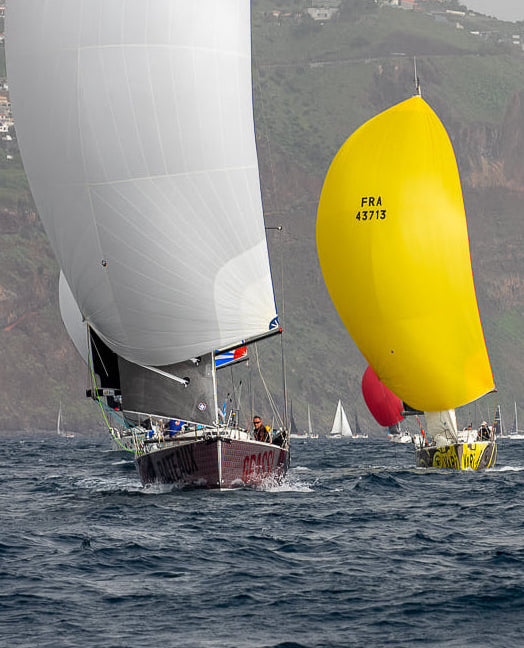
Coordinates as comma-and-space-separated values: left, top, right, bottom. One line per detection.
110, 459, 131, 466
257, 469, 315, 493
75, 475, 143, 494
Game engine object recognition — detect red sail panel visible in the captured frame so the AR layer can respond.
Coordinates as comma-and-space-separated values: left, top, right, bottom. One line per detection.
362, 365, 404, 427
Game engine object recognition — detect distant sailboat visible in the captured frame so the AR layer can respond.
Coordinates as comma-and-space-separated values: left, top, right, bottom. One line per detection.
56, 403, 61, 435
329, 400, 353, 438
491, 405, 505, 439
317, 88, 496, 469
56, 403, 74, 439
505, 403, 524, 439
289, 401, 307, 439
352, 411, 368, 439
307, 404, 319, 439
387, 423, 413, 444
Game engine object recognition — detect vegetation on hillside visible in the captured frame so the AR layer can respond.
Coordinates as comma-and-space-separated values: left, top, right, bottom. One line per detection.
0, 1, 523, 433
253, 2, 524, 175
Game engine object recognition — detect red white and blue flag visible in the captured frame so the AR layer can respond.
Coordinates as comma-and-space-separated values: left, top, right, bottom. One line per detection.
214, 345, 247, 369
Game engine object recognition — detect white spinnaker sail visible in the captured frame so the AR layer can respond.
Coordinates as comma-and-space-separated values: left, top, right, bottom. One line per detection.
59, 272, 89, 365
6, 0, 277, 367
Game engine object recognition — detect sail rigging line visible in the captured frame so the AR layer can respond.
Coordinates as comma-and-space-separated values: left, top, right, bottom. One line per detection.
275, 226, 289, 430
252, 34, 289, 431
280, 327, 289, 431
263, 225, 289, 431
249, 359, 254, 429
234, 379, 243, 427
221, 370, 244, 427
253, 343, 284, 430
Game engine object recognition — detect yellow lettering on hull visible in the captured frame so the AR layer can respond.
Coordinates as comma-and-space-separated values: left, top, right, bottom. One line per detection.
415, 442, 497, 470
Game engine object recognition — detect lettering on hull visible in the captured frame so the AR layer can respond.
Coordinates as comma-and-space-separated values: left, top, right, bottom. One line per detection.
137, 440, 290, 489
416, 442, 497, 470
242, 450, 276, 483
142, 444, 199, 484
156, 445, 198, 481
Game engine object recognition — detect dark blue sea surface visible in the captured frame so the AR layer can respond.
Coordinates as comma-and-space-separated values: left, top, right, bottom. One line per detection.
1, 434, 523, 648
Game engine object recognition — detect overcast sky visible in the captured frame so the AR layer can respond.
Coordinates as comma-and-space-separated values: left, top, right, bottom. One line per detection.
464, 0, 524, 22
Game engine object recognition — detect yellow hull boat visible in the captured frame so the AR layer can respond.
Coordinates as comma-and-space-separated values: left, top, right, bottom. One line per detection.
415, 441, 497, 470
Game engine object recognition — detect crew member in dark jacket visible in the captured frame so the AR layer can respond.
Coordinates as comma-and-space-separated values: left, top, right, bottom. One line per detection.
253, 416, 270, 442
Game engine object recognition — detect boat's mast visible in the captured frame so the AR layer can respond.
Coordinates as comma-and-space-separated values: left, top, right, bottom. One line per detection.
264, 223, 288, 431
280, 329, 289, 430
211, 351, 219, 425
413, 56, 421, 96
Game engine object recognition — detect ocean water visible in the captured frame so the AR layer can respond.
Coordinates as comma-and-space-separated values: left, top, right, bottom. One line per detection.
1, 434, 523, 648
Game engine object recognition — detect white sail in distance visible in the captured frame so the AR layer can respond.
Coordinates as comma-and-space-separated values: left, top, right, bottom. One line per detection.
6, 0, 277, 367
330, 400, 353, 438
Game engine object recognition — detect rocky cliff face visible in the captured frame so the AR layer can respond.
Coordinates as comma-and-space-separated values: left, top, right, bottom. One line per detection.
0, 204, 100, 431
455, 90, 524, 191
454, 122, 503, 187
0, 209, 53, 330
499, 90, 524, 190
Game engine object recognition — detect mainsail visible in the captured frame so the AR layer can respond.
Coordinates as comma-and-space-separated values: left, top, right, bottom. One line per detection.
330, 400, 353, 438
6, 1, 277, 371
317, 96, 494, 415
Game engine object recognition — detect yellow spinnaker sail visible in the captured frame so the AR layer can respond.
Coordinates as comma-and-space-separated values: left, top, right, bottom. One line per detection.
316, 96, 494, 412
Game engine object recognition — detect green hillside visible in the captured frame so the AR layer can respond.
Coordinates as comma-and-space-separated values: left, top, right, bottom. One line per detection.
1, 0, 523, 434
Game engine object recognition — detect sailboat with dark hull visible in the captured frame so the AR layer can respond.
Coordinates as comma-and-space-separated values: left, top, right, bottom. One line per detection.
7, 1, 290, 489
316, 87, 496, 470
84, 319, 290, 488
